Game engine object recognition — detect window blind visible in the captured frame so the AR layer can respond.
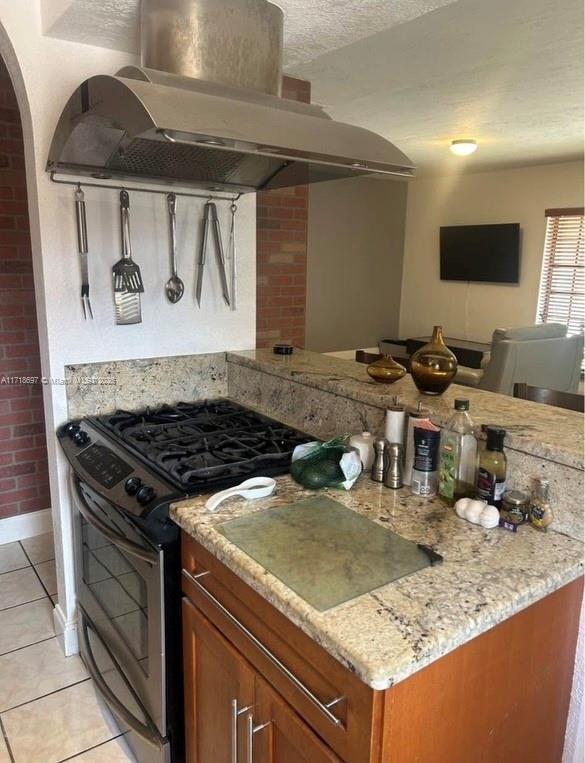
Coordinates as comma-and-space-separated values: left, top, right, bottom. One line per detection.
536, 208, 584, 338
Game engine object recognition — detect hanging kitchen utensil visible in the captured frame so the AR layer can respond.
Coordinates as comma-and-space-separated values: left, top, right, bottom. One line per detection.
227, 202, 237, 311
112, 190, 143, 325
195, 201, 231, 308
165, 193, 184, 303
74, 185, 93, 320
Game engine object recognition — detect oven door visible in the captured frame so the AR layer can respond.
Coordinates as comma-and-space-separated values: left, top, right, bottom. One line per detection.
79, 605, 170, 763
70, 471, 166, 737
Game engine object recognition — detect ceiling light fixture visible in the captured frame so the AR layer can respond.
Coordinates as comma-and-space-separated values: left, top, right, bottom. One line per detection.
450, 139, 478, 156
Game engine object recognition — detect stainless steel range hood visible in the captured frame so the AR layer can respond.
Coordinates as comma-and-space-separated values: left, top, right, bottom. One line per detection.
47, 0, 415, 193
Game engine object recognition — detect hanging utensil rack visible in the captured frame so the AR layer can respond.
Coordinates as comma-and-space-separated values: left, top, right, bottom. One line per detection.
50, 171, 242, 204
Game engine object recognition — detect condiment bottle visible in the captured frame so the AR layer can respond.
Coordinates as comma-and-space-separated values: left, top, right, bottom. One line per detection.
529, 479, 554, 531
411, 422, 441, 497
403, 402, 431, 486
438, 399, 478, 506
475, 427, 507, 508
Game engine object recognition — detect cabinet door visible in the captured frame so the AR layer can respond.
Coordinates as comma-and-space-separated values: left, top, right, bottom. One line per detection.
182, 597, 255, 763
252, 675, 341, 763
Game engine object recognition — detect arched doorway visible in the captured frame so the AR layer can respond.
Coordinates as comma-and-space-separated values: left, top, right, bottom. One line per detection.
0, 56, 51, 549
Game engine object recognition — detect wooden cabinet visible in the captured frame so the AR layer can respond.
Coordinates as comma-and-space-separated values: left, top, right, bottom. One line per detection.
183, 597, 339, 763
181, 532, 582, 763
253, 676, 340, 763
182, 597, 254, 763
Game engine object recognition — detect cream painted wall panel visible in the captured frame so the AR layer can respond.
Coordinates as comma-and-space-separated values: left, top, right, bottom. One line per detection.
400, 161, 583, 342
306, 176, 407, 352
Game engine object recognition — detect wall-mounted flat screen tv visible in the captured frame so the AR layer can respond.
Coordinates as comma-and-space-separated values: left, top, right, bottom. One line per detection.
440, 223, 520, 283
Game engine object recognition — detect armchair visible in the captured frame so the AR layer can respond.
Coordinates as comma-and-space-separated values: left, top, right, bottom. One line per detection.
455, 324, 584, 396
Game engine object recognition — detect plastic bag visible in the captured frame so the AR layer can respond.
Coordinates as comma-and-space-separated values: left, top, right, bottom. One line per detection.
290, 435, 362, 491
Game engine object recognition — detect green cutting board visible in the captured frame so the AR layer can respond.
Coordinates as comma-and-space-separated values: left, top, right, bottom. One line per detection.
218, 495, 432, 611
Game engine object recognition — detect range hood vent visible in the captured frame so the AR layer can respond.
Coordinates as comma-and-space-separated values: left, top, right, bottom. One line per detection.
47, 0, 415, 193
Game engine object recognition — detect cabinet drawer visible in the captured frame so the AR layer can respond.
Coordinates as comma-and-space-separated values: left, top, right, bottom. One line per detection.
182, 534, 382, 763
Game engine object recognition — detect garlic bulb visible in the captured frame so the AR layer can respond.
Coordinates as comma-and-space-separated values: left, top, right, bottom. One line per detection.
479, 505, 500, 529
465, 499, 487, 525
455, 497, 472, 518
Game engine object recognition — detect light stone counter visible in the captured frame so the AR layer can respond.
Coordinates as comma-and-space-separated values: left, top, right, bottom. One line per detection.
171, 475, 584, 690
226, 349, 584, 540
227, 349, 583, 469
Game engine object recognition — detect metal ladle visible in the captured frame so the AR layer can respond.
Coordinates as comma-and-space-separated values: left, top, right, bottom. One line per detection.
165, 193, 184, 303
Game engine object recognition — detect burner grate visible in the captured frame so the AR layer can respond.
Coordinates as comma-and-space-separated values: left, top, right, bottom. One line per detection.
92, 400, 313, 493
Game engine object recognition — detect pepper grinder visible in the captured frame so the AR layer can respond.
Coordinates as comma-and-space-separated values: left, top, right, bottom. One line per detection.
371, 438, 388, 483
384, 442, 404, 489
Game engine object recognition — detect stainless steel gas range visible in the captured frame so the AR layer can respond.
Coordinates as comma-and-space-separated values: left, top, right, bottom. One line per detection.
58, 400, 312, 763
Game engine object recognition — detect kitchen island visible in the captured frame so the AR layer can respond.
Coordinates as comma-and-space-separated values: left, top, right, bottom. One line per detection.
171, 475, 583, 763
67, 347, 584, 761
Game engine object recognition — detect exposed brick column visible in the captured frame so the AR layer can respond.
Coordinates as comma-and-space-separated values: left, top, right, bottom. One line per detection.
0, 59, 51, 520
256, 76, 310, 349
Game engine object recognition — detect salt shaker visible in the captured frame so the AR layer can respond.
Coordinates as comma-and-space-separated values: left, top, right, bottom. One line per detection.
384, 442, 403, 489
371, 438, 388, 483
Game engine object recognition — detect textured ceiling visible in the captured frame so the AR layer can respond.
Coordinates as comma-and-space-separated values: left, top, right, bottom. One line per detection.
41, 0, 460, 65
290, 0, 584, 174
42, 0, 584, 173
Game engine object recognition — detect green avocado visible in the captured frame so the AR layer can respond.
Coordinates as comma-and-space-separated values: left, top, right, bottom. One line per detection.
300, 458, 345, 490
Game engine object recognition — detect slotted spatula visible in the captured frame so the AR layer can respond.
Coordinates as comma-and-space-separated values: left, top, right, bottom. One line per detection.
112, 190, 143, 325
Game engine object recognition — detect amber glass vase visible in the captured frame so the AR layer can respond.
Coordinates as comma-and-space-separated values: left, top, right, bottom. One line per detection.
366, 354, 407, 384
410, 326, 457, 395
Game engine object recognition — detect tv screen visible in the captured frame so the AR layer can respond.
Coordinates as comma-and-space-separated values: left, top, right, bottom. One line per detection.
440, 223, 520, 283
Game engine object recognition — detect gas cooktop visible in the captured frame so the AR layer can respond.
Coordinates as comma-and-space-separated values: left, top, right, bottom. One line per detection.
91, 400, 312, 493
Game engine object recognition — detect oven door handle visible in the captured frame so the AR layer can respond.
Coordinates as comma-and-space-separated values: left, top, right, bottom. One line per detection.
79, 613, 163, 749
69, 472, 158, 565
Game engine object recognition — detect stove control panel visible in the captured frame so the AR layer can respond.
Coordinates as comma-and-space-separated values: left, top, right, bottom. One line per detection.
77, 443, 133, 489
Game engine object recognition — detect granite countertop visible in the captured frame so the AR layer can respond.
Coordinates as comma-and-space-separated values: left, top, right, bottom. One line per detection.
171, 475, 584, 691
226, 349, 584, 469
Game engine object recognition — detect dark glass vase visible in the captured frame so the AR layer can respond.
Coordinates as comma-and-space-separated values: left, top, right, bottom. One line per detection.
410, 326, 457, 395
366, 354, 407, 384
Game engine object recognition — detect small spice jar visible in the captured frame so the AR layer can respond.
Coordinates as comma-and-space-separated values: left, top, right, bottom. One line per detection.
529, 479, 554, 531
501, 490, 530, 525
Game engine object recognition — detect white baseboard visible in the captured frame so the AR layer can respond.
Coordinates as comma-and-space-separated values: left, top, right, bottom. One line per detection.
0, 507, 53, 545
53, 602, 79, 656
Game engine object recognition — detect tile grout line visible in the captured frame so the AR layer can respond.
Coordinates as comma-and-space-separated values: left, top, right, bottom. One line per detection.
0, 677, 91, 715
18, 542, 54, 601
56, 733, 125, 763
0, 563, 31, 577
0, 634, 56, 659
0, 595, 48, 613
0, 715, 15, 763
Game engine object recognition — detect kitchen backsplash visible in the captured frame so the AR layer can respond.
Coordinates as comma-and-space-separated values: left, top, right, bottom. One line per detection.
65, 352, 227, 419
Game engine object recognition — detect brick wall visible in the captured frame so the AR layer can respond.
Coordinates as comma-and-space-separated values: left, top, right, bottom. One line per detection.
256, 76, 310, 349
0, 59, 51, 520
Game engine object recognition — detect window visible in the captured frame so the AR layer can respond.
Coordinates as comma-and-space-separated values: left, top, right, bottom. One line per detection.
536, 208, 584, 337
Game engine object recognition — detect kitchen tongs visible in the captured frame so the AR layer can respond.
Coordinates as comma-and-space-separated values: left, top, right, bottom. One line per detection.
196, 201, 231, 307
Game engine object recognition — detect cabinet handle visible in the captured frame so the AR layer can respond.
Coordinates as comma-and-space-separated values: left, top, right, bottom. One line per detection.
231, 698, 253, 763
183, 569, 345, 728
246, 714, 270, 763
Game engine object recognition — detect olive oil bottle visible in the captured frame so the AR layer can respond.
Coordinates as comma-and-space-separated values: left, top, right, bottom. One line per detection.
438, 399, 477, 506
476, 427, 507, 508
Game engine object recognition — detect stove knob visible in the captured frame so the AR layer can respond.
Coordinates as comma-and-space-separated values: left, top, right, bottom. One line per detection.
63, 422, 80, 438
124, 477, 142, 496
73, 430, 90, 447
136, 485, 156, 506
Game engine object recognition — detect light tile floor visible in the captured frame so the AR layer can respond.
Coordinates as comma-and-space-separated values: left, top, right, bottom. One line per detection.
0, 534, 134, 762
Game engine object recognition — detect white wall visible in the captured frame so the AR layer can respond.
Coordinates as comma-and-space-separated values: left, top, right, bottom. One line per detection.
0, 1, 256, 652
400, 161, 584, 341
306, 176, 407, 352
